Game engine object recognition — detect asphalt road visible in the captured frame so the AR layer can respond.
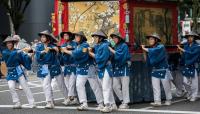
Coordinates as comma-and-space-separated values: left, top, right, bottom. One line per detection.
0, 75, 200, 114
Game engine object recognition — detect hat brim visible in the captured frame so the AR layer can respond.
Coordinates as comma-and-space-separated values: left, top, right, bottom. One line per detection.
3, 36, 18, 43
60, 32, 73, 38
38, 33, 51, 37
3, 40, 18, 43
146, 36, 161, 42
91, 34, 107, 39
185, 35, 199, 40
110, 34, 124, 40
38, 33, 58, 43
74, 33, 87, 41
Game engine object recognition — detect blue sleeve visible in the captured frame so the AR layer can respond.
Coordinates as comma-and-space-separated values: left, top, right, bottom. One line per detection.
72, 43, 89, 64
4, 50, 18, 64
2, 50, 9, 62
49, 44, 60, 65
35, 44, 52, 64
114, 43, 131, 65
183, 45, 200, 65
35, 44, 43, 62
95, 44, 110, 64
18, 52, 32, 70
184, 45, 200, 55
147, 45, 166, 65
2, 50, 21, 67
60, 43, 69, 63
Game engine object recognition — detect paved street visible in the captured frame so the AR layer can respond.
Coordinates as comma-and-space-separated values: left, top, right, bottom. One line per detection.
0, 75, 200, 114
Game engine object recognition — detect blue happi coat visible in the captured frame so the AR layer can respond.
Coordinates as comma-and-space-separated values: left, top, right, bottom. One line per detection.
61, 41, 77, 76
147, 44, 169, 79
72, 41, 90, 75
35, 43, 61, 78
94, 40, 113, 79
2, 49, 32, 81
181, 42, 200, 78
112, 42, 131, 77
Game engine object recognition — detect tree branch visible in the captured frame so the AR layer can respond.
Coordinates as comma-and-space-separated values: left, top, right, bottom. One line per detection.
73, 2, 96, 31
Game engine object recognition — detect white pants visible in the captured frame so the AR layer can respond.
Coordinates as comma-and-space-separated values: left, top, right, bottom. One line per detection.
113, 76, 130, 104
171, 70, 184, 95
55, 74, 68, 98
40, 74, 68, 102
183, 70, 198, 99
40, 75, 53, 102
8, 76, 34, 104
76, 75, 103, 104
51, 78, 57, 90
64, 73, 77, 97
98, 69, 115, 105
152, 75, 172, 102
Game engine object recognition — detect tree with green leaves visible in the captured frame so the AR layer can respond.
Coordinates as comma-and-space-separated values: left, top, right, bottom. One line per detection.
0, 0, 31, 35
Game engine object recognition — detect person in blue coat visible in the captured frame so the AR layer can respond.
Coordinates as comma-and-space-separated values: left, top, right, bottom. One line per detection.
2, 36, 35, 108
35, 30, 68, 109
141, 33, 172, 106
63, 31, 103, 111
60, 31, 78, 105
88, 30, 116, 113
177, 31, 200, 102
108, 32, 131, 109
